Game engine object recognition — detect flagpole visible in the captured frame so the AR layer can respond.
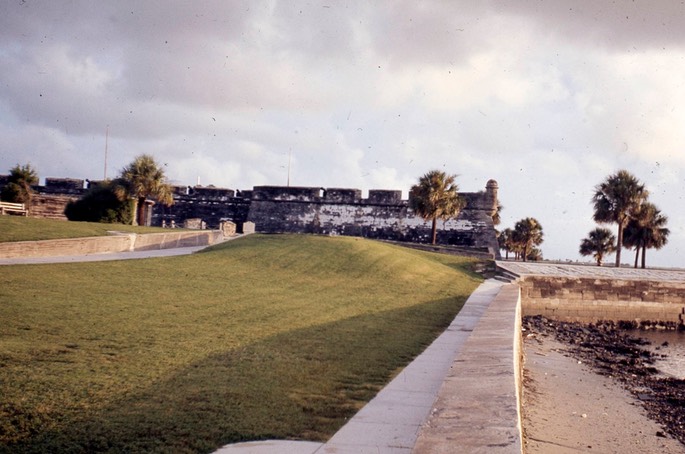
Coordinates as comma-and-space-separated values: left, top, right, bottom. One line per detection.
104, 125, 109, 180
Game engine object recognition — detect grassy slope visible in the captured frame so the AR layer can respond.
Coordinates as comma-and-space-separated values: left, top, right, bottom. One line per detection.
0, 234, 481, 453
0, 216, 169, 242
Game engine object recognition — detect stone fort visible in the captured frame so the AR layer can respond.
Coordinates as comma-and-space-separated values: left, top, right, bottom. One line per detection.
0, 175, 501, 259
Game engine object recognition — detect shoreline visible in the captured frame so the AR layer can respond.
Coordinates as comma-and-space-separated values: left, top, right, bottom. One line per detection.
522, 316, 685, 453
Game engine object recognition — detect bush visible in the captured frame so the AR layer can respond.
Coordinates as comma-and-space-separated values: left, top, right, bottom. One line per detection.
65, 184, 133, 224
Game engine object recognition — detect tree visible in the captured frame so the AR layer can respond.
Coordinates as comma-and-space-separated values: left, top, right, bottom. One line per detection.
115, 154, 174, 226
498, 227, 514, 259
579, 227, 616, 266
525, 246, 543, 262
512, 217, 543, 262
592, 170, 648, 267
492, 202, 503, 226
409, 170, 466, 245
65, 182, 133, 224
623, 202, 669, 269
1, 163, 39, 205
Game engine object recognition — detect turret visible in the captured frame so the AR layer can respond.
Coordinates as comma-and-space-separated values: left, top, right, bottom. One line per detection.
485, 179, 498, 217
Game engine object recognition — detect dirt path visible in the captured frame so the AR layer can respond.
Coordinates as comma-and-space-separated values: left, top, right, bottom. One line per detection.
522, 335, 684, 453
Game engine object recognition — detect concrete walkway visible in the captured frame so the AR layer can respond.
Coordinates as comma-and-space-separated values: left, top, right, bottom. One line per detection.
497, 261, 685, 282
216, 279, 522, 454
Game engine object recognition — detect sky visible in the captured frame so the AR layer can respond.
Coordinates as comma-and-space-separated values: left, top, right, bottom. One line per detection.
1, 0, 684, 268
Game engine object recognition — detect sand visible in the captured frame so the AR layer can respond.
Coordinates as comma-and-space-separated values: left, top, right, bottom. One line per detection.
522, 334, 684, 453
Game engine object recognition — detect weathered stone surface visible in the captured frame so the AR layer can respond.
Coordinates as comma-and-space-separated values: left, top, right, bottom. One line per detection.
242, 221, 256, 234
246, 181, 500, 256
2, 176, 500, 257
183, 218, 203, 229
220, 221, 237, 236
155, 186, 251, 230
517, 275, 685, 324
30, 194, 78, 219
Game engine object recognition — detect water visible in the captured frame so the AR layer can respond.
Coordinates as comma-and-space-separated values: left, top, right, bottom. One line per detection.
627, 329, 685, 379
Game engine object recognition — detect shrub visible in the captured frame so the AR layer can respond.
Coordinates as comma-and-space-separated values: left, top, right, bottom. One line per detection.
65, 184, 133, 224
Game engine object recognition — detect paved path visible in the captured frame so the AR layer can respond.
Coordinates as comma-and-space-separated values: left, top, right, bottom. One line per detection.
498, 261, 685, 283
215, 279, 510, 454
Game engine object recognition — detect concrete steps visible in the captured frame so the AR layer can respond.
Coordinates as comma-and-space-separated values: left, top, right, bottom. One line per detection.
494, 266, 520, 283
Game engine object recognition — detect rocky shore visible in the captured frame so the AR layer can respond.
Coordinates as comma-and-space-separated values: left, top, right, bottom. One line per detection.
523, 315, 685, 445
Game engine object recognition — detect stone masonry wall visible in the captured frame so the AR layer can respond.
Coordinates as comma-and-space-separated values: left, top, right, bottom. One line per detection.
153, 186, 251, 231
246, 180, 500, 256
520, 276, 685, 325
30, 194, 79, 220
1, 175, 500, 257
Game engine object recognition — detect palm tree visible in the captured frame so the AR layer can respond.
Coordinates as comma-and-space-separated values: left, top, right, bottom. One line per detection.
498, 228, 514, 259
409, 170, 466, 245
512, 217, 544, 262
623, 202, 669, 269
115, 154, 174, 226
579, 227, 616, 266
592, 170, 648, 267
1, 163, 39, 205
492, 202, 503, 226
526, 246, 543, 262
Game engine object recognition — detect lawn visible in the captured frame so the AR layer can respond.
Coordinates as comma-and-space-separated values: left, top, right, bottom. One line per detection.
0, 215, 169, 243
0, 234, 482, 453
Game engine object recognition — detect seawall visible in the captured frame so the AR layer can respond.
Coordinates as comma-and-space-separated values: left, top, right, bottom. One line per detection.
499, 261, 685, 325
413, 282, 523, 453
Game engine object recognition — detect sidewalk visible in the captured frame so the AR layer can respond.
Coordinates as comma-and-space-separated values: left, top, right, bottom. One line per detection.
216, 279, 522, 454
497, 261, 685, 282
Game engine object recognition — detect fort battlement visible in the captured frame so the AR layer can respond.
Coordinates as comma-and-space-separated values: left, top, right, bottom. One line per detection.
0, 176, 500, 258
245, 181, 499, 256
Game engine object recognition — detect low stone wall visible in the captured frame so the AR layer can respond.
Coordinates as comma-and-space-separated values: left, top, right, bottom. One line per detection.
413, 282, 523, 453
0, 231, 224, 259
131, 231, 223, 251
29, 194, 78, 220
520, 276, 685, 325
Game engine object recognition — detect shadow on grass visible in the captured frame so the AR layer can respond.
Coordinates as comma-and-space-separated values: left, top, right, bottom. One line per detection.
5, 297, 465, 454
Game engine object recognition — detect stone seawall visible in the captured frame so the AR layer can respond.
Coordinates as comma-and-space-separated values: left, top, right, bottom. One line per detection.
519, 275, 685, 325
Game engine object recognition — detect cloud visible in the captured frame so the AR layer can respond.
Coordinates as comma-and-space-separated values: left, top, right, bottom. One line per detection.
2, 0, 685, 267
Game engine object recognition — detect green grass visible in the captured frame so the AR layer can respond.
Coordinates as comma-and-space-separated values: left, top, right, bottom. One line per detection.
0, 216, 169, 242
0, 234, 482, 453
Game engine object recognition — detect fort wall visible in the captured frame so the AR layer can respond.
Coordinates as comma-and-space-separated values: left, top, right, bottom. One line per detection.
246, 181, 499, 256
1, 176, 500, 258
154, 185, 251, 231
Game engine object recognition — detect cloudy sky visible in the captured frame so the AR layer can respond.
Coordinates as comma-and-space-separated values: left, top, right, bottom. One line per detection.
1, 0, 684, 267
